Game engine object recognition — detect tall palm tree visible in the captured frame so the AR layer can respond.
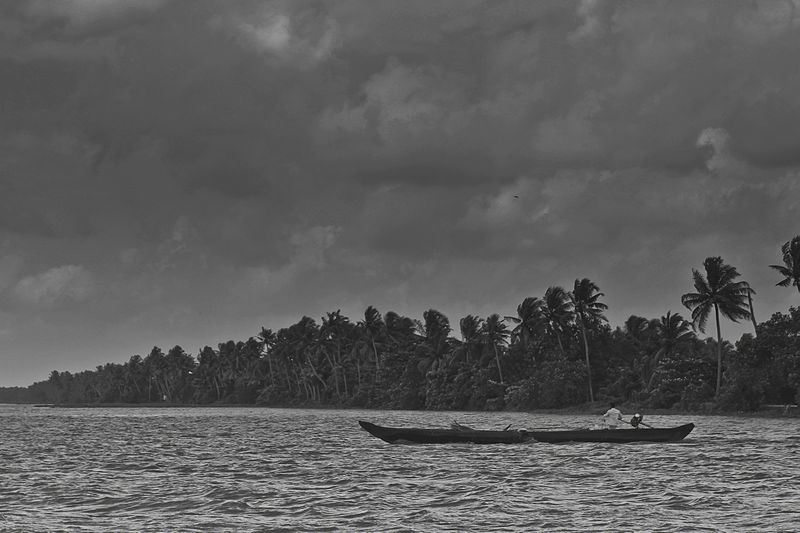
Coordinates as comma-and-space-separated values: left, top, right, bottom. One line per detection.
770, 235, 800, 295
681, 256, 751, 398
321, 310, 351, 398
542, 286, 573, 356
452, 314, 484, 366
505, 297, 544, 354
258, 328, 277, 386
570, 278, 608, 403
482, 314, 510, 383
358, 306, 384, 371
287, 316, 326, 400
418, 309, 452, 373
384, 311, 417, 344
646, 311, 695, 391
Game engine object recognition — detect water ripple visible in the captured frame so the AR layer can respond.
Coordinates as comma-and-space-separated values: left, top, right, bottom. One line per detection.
1, 406, 799, 532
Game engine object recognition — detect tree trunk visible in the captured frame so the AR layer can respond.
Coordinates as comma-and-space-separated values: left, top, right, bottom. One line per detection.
321, 348, 340, 399
493, 344, 505, 384
714, 303, 722, 398
555, 329, 565, 357
372, 339, 380, 370
267, 353, 275, 386
337, 342, 349, 398
306, 359, 328, 391
747, 292, 758, 337
579, 317, 594, 403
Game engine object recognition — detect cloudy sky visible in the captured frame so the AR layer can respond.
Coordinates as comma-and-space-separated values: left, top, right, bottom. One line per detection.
1, 0, 799, 386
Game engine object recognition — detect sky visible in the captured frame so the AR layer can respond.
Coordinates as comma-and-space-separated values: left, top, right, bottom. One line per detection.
1, 0, 799, 386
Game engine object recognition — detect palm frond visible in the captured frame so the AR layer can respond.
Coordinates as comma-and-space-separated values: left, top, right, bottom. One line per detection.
689, 302, 711, 332
691, 269, 710, 294
770, 264, 791, 276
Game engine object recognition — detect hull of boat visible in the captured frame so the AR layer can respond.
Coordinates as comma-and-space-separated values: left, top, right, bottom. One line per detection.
529, 423, 695, 443
359, 421, 695, 444
358, 421, 530, 444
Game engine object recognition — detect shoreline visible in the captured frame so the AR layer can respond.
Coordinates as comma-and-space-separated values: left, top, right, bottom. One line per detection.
18, 401, 799, 418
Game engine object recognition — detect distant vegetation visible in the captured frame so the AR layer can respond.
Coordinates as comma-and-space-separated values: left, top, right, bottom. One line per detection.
2, 236, 800, 412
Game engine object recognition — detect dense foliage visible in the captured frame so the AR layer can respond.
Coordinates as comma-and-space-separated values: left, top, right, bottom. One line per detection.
3, 242, 800, 412
3, 303, 799, 411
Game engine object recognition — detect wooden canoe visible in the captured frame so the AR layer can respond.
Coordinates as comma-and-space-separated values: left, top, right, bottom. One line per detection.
529, 423, 695, 443
359, 420, 695, 444
358, 420, 530, 444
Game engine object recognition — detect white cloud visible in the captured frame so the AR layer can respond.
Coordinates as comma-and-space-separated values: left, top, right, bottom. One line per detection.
569, 0, 613, 43
696, 127, 747, 174
13, 265, 94, 307
317, 59, 470, 153
239, 14, 292, 54
225, 6, 341, 68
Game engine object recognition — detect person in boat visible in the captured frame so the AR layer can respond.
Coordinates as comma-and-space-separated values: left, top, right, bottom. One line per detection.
602, 402, 623, 429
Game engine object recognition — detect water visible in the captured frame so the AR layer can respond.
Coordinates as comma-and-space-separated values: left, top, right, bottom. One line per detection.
1, 405, 798, 532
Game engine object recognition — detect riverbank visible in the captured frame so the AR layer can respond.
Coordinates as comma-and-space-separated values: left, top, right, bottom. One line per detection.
523, 401, 800, 419
21, 401, 799, 418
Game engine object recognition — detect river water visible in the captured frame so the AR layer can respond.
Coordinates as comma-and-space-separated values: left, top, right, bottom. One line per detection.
1, 405, 798, 532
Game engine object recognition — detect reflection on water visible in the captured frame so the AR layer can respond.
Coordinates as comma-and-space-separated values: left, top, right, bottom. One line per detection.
1, 405, 798, 532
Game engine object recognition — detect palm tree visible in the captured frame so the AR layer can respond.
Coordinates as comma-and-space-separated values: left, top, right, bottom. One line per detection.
258, 328, 277, 386
482, 314, 510, 383
542, 286, 573, 356
646, 311, 695, 391
570, 278, 608, 403
285, 316, 326, 401
623, 315, 651, 348
681, 256, 751, 398
384, 311, 417, 344
358, 306, 384, 372
321, 310, 353, 397
418, 309, 452, 373
505, 297, 544, 354
453, 314, 484, 365
770, 235, 800, 295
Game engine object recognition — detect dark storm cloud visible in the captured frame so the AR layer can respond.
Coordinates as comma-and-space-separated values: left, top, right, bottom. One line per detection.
1, 0, 799, 385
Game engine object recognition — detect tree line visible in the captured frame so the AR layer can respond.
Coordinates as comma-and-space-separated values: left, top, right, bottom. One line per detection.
2, 236, 799, 412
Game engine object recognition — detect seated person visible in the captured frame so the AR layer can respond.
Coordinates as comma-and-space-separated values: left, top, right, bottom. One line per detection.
602, 402, 623, 429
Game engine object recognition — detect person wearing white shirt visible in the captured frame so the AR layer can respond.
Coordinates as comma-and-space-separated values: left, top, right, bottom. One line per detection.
602, 402, 623, 429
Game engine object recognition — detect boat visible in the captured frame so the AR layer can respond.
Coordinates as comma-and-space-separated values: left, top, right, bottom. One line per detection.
529, 423, 695, 443
358, 420, 531, 444
358, 420, 694, 444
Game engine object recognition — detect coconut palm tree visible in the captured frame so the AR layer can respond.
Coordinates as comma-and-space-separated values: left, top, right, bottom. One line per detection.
482, 314, 510, 383
257, 328, 277, 386
681, 256, 751, 398
623, 315, 650, 344
505, 297, 544, 354
358, 306, 384, 371
770, 235, 800, 295
542, 286, 573, 356
418, 309, 452, 373
570, 278, 608, 403
646, 311, 695, 391
451, 314, 484, 366
321, 310, 352, 398
384, 311, 417, 344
